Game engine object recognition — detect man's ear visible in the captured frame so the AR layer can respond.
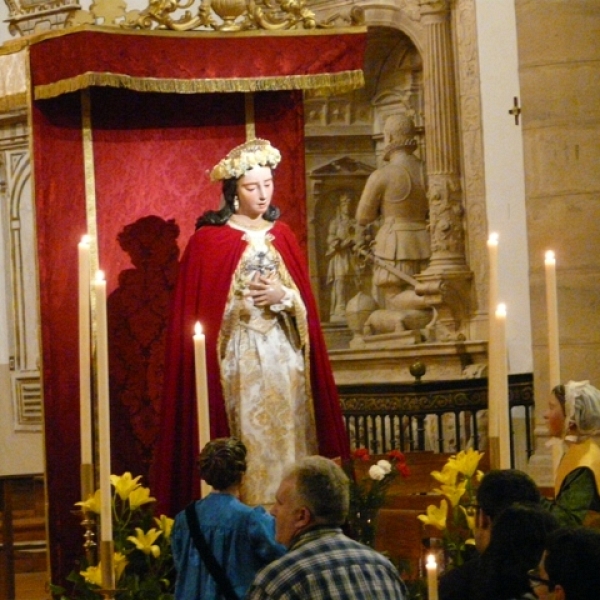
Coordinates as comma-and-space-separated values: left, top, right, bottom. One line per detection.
296, 506, 313, 528
477, 510, 492, 530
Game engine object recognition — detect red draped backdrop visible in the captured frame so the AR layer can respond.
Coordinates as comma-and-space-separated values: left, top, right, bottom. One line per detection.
29, 27, 366, 585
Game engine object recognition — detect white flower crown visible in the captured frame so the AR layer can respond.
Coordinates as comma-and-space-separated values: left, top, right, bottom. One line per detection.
209, 139, 281, 182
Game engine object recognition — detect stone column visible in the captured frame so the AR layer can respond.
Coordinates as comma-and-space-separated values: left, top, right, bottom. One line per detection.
416, 0, 472, 336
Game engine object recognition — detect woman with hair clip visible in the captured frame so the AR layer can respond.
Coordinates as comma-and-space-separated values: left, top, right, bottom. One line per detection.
155, 138, 349, 513
543, 379, 600, 526
171, 438, 285, 600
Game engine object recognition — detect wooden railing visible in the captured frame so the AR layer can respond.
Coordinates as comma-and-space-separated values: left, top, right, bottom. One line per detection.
339, 373, 535, 468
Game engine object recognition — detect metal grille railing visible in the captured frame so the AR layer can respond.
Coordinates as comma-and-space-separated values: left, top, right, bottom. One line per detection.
339, 373, 535, 468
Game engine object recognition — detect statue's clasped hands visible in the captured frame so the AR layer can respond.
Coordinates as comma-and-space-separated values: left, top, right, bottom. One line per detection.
248, 272, 285, 306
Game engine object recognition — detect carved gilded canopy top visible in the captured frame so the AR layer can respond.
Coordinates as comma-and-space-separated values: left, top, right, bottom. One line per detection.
133, 0, 364, 32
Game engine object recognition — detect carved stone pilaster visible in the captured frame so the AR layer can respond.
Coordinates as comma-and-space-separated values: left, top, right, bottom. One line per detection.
415, 1, 472, 334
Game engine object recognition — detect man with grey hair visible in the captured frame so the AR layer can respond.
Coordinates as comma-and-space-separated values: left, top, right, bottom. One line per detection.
246, 456, 407, 599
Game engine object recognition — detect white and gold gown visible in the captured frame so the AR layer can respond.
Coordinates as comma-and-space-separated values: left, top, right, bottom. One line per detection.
219, 222, 318, 505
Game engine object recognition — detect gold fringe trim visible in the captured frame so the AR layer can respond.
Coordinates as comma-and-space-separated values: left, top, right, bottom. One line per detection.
34, 70, 365, 100
0, 92, 27, 112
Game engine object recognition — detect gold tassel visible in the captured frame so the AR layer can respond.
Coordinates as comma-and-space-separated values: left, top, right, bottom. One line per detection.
34, 70, 365, 101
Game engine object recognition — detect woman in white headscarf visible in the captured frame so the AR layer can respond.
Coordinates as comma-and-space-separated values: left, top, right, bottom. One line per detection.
543, 380, 600, 526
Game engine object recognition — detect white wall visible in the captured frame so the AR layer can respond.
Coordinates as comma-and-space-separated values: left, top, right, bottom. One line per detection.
475, 0, 533, 374
0, 202, 43, 476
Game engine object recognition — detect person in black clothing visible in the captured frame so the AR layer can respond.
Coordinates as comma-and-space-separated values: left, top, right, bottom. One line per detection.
533, 527, 600, 600
439, 469, 542, 600
471, 503, 559, 600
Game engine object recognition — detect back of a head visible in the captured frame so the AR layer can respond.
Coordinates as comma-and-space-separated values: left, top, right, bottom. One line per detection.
545, 527, 600, 600
291, 456, 349, 526
383, 114, 417, 149
475, 503, 559, 600
487, 503, 559, 562
197, 437, 247, 491
477, 469, 541, 520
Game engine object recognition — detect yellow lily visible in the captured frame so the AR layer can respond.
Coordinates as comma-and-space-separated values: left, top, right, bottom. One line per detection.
434, 481, 467, 507
127, 527, 162, 558
155, 514, 175, 539
110, 472, 142, 501
128, 486, 156, 510
460, 505, 477, 531
75, 489, 101, 515
80, 552, 128, 586
450, 448, 484, 478
113, 551, 128, 582
431, 463, 459, 486
80, 565, 102, 587
417, 499, 448, 531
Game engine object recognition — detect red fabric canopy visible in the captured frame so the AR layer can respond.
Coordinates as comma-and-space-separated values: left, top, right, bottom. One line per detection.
30, 26, 365, 587
29, 26, 366, 99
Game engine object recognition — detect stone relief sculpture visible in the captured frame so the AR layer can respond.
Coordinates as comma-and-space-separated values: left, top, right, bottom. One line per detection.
349, 113, 434, 346
326, 192, 356, 322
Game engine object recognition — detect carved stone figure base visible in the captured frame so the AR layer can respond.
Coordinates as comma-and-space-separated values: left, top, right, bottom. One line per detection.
322, 322, 355, 351
329, 340, 488, 386
349, 329, 425, 349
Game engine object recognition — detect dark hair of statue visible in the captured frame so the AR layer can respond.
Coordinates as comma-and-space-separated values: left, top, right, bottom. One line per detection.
196, 174, 281, 230
196, 437, 247, 490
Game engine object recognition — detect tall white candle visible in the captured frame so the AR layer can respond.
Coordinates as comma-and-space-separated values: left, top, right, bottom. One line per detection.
78, 236, 93, 468
487, 233, 500, 440
487, 233, 499, 332
194, 322, 211, 496
544, 251, 560, 387
94, 270, 113, 543
426, 554, 439, 600
544, 251, 562, 475
495, 303, 511, 469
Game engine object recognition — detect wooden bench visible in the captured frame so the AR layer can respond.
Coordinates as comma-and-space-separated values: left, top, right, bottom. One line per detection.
0, 474, 47, 600
351, 451, 489, 581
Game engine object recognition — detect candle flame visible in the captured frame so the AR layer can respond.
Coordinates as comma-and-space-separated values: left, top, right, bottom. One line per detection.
95, 270, 105, 282
487, 232, 499, 245
545, 250, 556, 263
195, 321, 203, 336
495, 303, 507, 317
426, 554, 437, 568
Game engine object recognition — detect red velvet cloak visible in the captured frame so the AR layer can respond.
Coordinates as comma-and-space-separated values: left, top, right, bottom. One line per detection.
154, 221, 349, 515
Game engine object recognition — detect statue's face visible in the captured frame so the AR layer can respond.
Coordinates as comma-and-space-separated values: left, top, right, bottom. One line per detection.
544, 392, 565, 438
236, 165, 274, 219
340, 195, 351, 214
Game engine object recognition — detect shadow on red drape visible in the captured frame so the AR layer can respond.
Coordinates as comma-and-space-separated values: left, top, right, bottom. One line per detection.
33, 87, 305, 586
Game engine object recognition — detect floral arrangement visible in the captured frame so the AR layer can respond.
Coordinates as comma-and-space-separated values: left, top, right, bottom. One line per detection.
51, 473, 175, 600
209, 138, 281, 181
417, 448, 485, 570
346, 448, 411, 546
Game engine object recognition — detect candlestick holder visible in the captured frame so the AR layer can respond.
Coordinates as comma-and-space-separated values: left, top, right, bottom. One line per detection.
82, 511, 98, 565
81, 462, 95, 501
72, 507, 98, 565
